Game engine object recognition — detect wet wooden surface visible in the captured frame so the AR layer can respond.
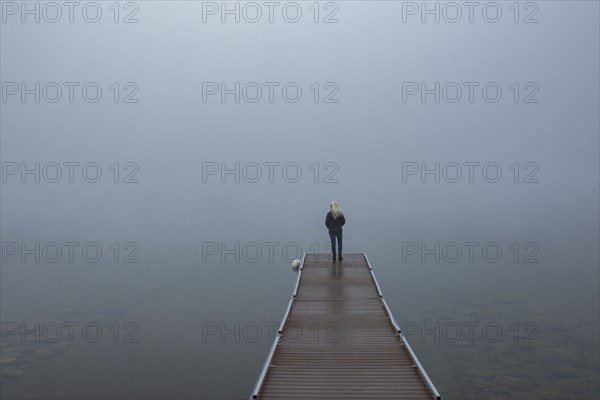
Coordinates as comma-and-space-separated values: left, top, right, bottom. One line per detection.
256, 253, 435, 399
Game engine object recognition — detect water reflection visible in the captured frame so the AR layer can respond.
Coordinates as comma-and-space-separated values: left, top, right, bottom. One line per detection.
1, 252, 598, 399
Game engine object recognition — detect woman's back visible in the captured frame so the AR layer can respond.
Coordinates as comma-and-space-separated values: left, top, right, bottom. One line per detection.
325, 211, 346, 233
326, 201, 345, 261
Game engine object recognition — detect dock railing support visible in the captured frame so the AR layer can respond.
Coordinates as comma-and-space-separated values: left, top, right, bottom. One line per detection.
250, 253, 306, 399
363, 252, 442, 400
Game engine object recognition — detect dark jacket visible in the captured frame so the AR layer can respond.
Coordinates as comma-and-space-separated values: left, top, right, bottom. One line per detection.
325, 211, 346, 233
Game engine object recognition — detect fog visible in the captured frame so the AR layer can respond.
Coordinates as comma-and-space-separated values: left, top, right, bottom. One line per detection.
1, 2, 599, 399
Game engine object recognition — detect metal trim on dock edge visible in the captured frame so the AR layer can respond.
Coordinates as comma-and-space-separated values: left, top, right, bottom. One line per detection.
363, 252, 442, 400
250, 253, 306, 399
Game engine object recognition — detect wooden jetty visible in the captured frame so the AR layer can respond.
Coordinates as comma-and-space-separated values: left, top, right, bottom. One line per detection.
251, 253, 441, 399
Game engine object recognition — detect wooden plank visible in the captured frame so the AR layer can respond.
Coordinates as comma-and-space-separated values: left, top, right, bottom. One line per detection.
253, 253, 440, 400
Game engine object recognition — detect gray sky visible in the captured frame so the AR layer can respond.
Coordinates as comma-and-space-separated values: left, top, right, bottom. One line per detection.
1, 2, 599, 399
2, 2, 598, 252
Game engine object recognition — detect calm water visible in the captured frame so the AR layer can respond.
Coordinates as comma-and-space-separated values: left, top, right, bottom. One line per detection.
1, 230, 598, 399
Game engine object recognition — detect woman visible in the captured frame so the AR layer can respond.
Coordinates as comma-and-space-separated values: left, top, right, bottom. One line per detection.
325, 201, 346, 262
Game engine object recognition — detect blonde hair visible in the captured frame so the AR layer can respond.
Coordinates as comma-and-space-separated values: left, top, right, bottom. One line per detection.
330, 201, 343, 219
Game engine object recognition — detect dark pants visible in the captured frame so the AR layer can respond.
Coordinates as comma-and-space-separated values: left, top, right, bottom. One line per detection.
328, 230, 343, 255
